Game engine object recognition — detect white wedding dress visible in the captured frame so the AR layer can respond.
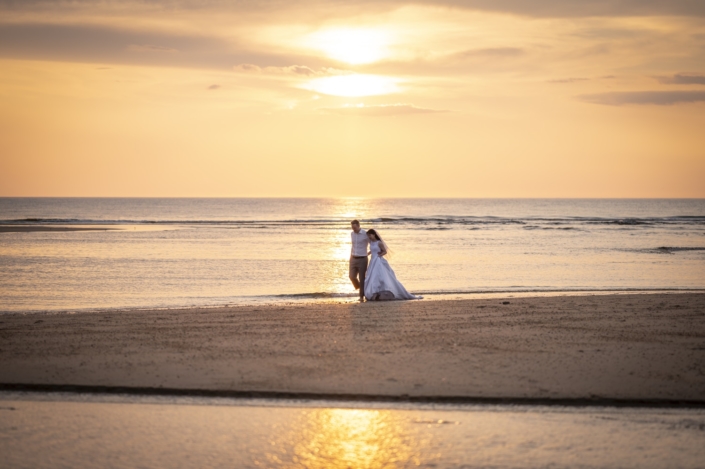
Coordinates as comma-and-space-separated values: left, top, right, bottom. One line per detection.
364, 241, 421, 301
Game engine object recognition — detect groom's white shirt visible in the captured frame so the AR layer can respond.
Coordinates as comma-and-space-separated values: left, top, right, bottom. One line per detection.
351, 229, 369, 257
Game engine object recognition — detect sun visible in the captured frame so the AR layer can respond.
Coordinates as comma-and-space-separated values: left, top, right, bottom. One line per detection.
304, 28, 391, 65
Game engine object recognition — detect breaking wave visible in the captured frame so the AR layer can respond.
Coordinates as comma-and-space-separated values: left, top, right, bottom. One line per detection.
3, 215, 705, 229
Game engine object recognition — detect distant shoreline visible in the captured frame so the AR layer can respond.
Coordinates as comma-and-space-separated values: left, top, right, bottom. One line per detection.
0, 225, 118, 233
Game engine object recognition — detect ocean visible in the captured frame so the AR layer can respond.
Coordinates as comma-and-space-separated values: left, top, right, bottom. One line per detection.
1, 198, 704, 313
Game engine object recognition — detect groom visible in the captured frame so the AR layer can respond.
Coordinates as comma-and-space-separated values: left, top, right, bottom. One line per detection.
349, 219, 369, 301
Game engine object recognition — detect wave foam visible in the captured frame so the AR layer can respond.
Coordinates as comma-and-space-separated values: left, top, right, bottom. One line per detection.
3, 215, 704, 228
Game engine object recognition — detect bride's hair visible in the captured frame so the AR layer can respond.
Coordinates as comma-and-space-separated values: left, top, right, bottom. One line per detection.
368, 228, 392, 257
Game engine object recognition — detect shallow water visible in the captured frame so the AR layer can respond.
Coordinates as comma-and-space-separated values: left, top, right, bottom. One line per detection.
1, 393, 704, 469
1, 198, 704, 312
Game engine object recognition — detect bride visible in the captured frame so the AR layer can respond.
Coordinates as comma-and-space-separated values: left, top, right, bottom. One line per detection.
364, 229, 422, 301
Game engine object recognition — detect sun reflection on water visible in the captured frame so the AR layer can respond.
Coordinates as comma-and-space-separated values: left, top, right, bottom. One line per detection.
328, 229, 352, 294
265, 408, 421, 469
323, 199, 374, 294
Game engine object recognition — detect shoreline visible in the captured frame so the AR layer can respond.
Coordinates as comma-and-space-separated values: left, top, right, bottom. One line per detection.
2, 383, 705, 409
3, 288, 704, 315
1, 293, 704, 403
0, 225, 118, 233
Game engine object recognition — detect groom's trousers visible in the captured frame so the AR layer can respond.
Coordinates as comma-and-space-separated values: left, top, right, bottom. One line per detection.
349, 256, 368, 298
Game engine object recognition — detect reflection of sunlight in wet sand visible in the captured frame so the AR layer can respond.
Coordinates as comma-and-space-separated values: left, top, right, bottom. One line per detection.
268, 409, 421, 468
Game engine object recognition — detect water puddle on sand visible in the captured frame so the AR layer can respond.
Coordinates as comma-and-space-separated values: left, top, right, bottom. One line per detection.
1, 392, 704, 469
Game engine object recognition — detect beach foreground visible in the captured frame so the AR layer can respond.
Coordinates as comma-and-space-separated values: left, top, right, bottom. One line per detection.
1, 294, 704, 402
2, 395, 704, 469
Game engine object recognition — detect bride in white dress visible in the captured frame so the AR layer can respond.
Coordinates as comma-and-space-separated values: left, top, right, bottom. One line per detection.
364, 229, 422, 301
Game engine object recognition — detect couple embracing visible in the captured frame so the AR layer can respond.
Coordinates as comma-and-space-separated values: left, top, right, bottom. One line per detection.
349, 220, 422, 302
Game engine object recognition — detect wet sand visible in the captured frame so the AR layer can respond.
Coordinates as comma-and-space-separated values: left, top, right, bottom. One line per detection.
1, 294, 704, 402
2, 395, 704, 469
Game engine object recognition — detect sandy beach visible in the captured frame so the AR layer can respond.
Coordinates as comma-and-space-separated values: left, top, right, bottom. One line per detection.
1, 293, 704, 403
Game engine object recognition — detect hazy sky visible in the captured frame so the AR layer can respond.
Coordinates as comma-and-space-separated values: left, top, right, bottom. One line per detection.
1, 0, 704, 197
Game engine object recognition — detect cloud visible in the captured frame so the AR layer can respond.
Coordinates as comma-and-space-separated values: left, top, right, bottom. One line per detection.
407, 0, 705, 17
4, 0, 705, 17
234, 64, 347, 77
207, 84, 220, 90
236, 63, 262, 72
3, 0, 703, 22
548, 77, 588, 83
657, 73, 705, 85
579, 90, 705, 106
235, 64, 314, 76
126, 43, 178, 53
0, 0, 703, 87
0, 23, 241, 68
0, 22, 334, 70
320, 103, 447, 116
457, 47, 525, 58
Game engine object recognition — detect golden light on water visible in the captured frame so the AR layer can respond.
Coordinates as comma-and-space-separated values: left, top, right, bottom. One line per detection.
304, 28, 391, 64
270, 409, 420, 468
302, 75, 401, 97
324, 198, 373, 294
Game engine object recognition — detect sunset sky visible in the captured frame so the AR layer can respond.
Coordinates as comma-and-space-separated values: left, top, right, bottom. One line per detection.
1, 0, 704, 197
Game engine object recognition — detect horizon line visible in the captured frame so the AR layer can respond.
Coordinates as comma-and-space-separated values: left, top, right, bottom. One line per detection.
2, 196, 705, 200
